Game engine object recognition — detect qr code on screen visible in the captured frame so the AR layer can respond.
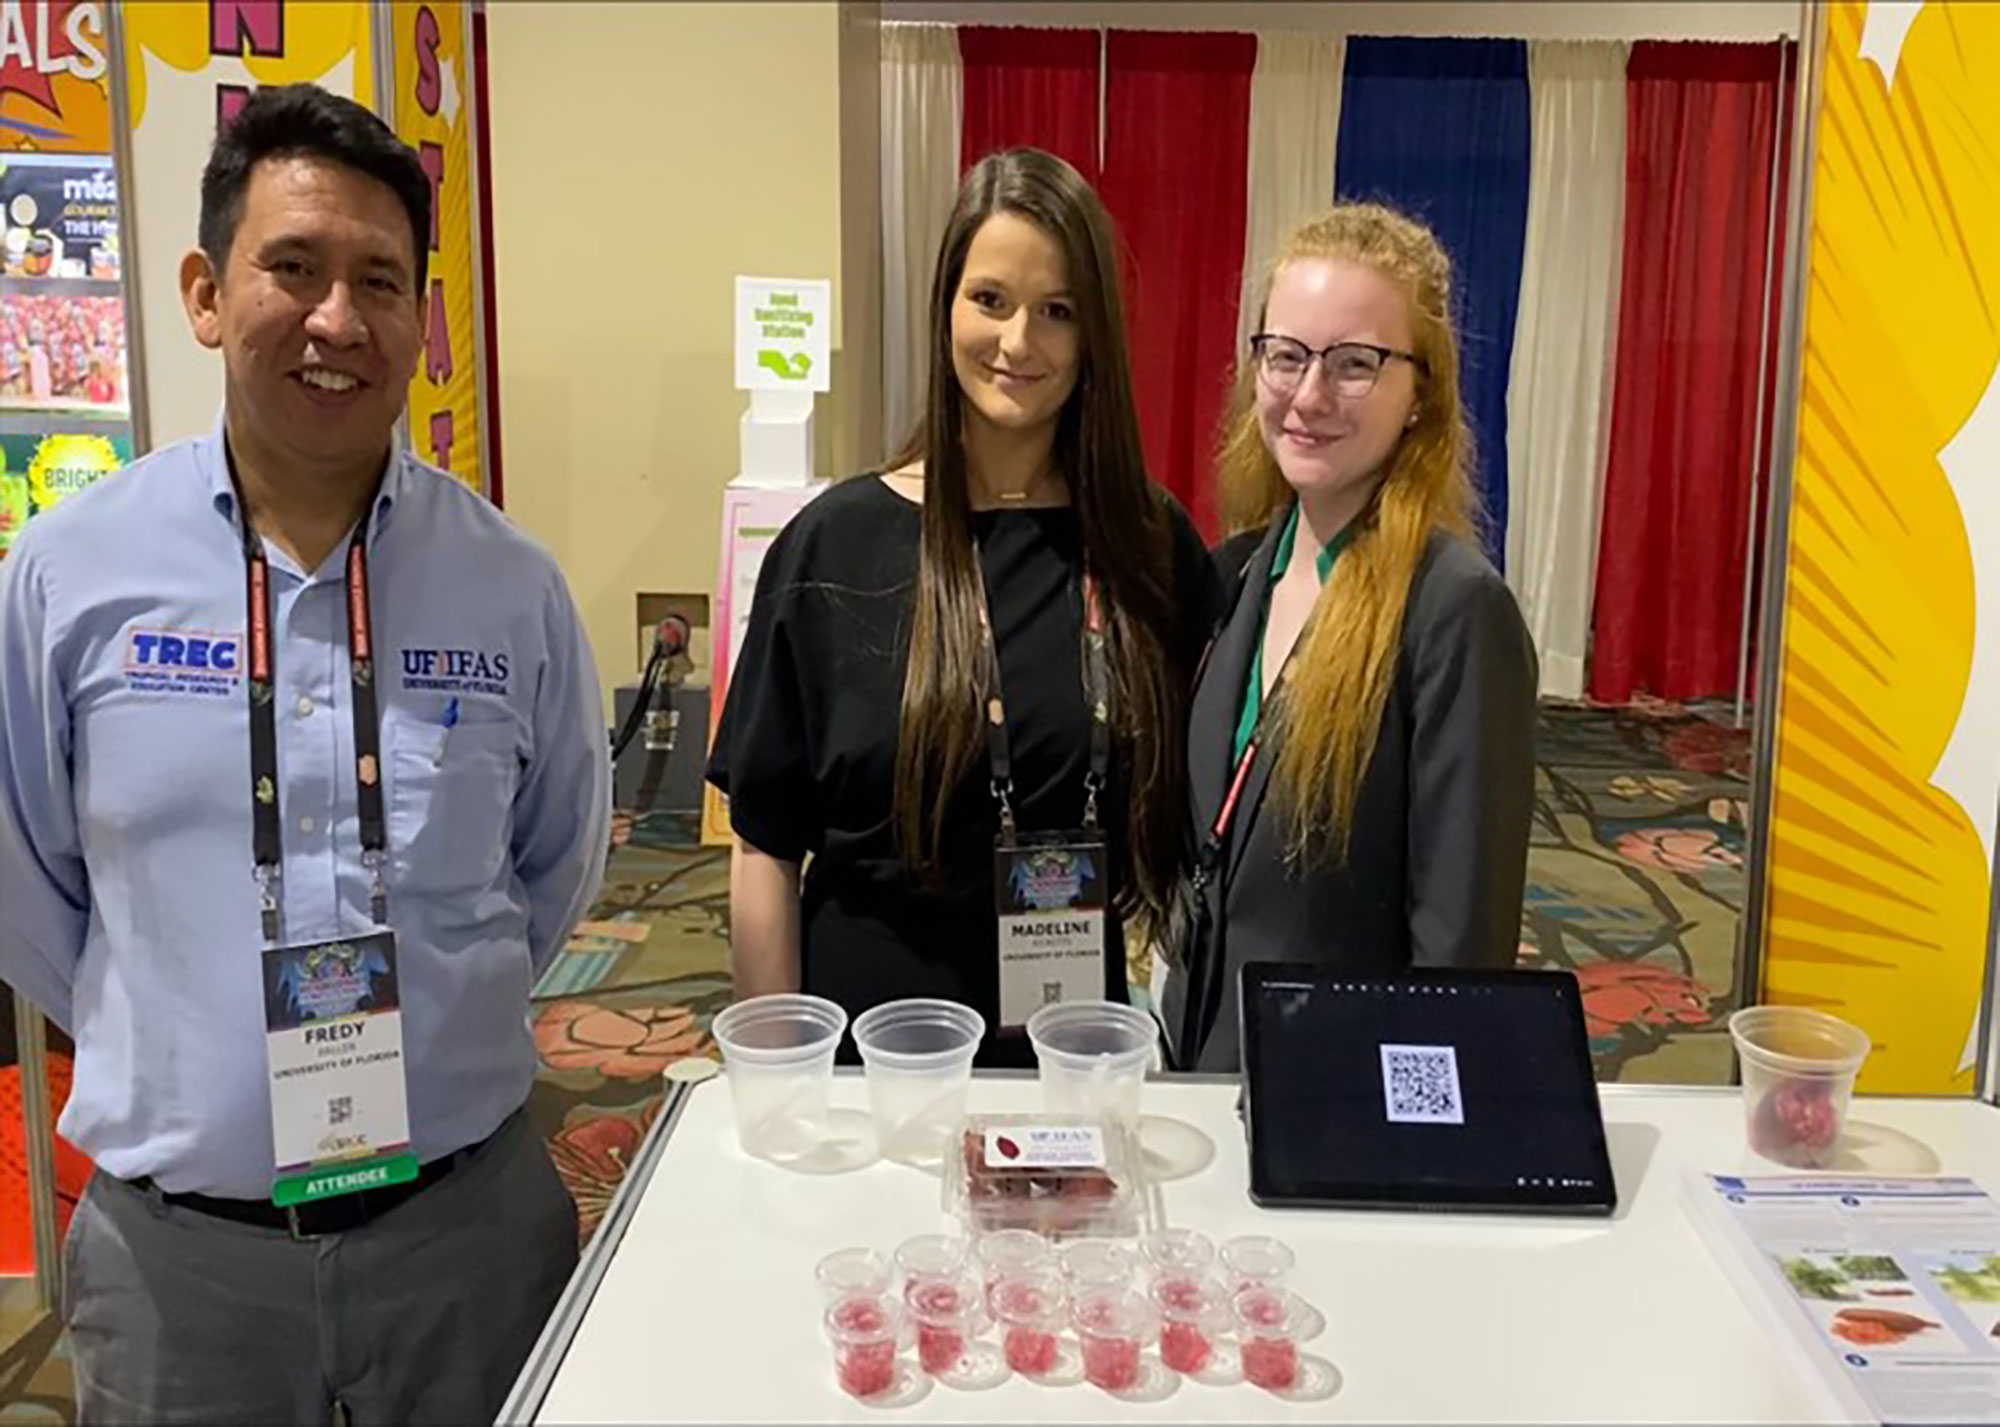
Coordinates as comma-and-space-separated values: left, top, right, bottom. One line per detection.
328, 1095, 354, 1127
1379, 1044, 1465, 1125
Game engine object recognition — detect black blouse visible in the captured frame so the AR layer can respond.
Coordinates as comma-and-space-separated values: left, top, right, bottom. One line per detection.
707, 474, 1216, 1065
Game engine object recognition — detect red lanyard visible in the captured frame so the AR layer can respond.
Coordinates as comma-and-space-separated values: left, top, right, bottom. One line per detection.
1193, 656, 1294, 887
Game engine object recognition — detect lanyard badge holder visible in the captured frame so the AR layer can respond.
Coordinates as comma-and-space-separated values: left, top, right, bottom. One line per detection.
237, 483, 417, 1213
1176, 647, 1297, 1061
985, 568, 1113, 1030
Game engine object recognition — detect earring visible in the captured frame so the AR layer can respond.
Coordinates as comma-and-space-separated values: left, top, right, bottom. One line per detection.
1405, 409, 1420, 429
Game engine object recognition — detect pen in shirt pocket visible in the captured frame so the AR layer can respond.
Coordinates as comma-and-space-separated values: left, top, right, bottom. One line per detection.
434, 697, 459, 766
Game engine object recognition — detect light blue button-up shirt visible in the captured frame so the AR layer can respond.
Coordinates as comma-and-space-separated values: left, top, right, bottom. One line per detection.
0, 428, 609, 1197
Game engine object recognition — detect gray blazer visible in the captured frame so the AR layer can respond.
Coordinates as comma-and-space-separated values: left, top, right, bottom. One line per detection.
1161, 519, 1538, 1072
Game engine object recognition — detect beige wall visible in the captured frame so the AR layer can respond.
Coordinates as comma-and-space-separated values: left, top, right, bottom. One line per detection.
485, 2, 880, 701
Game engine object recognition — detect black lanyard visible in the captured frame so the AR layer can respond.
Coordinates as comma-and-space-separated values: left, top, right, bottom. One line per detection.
236, 482, 389, 943
974, 558, 1111, 841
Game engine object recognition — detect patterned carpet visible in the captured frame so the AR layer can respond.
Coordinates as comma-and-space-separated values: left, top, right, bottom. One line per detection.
526, 811, 731, 1243
1522, 701, 1751, 1086
0, 703, 1751, 1417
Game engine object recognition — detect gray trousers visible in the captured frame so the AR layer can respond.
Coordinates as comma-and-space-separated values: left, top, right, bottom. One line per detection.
62, 1109, 578, 1426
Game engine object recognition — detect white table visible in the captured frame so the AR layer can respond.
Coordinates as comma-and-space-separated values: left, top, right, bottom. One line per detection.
504, 1074, 2000, 1424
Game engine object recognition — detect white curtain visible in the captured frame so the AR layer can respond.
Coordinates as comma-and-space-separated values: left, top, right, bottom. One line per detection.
1506, 39, 1628, 701
1238, 34, 1345, 358
880, 24, 962, 454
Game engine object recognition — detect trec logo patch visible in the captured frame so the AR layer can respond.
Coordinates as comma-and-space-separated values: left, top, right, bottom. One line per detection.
125, 628, 243, 698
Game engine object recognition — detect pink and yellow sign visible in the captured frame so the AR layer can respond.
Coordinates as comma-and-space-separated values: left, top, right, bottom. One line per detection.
388, 0, 483, 495
1762, 2, 2000, 1093
123, 1, 376, 131
123, 1, 376, 448
0, 0, 110, 152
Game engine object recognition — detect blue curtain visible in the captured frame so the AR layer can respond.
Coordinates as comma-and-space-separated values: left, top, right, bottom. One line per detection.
1334, 38, 1531, 572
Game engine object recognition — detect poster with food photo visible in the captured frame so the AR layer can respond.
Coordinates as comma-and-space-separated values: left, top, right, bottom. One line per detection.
0, 293, 127, 410
0, 154, 120, 282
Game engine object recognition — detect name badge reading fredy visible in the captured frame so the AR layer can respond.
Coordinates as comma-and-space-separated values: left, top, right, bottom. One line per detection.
261, 930, 418, 1206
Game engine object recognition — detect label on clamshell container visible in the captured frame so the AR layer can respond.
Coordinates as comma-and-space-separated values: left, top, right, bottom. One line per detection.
984, 1124, 1105, 1170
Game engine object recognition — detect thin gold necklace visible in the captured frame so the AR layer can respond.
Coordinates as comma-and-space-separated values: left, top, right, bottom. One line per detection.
985, 468, 1057, 504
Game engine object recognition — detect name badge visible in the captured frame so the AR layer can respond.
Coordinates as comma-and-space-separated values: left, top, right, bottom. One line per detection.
261, 930, 418, 1206
995, 833, 1108, 1029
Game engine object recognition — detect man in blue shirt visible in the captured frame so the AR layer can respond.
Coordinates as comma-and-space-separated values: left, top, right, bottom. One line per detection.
0, 86, 608, 1424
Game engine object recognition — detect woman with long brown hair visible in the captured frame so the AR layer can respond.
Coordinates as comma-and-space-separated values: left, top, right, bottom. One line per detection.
708, 148, 1214, 1065
1162, 203, 1537, 1073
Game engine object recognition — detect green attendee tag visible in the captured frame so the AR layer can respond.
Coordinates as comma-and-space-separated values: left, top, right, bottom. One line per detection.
273, 1151, 421, 1207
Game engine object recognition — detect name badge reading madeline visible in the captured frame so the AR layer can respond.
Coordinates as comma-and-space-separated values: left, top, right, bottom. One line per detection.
995, 833, 1108, 1029
262, 930, 418, 1206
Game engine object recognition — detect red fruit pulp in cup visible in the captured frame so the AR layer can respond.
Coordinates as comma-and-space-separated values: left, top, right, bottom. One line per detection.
1750, 1077, 1841, 1166
908, 1279, 971, 1375
909, 1279, 963, 1316
1160, 1318, 1211, 1373
1156, 1276, 1205, 1313
917, 1322, 963, 1375
830, 1296, 898, 1398
837, 1340, 896, 1397
1081, 1331, 1141, 1390
1242, 1334, 1298, 1390
1005, 1324, 1059, 1375
1238, 1289, 1286, 1328
832, 1295, 886, 1332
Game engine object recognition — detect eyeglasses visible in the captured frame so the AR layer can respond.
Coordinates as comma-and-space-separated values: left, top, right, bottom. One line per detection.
1248, 334, 1421, 398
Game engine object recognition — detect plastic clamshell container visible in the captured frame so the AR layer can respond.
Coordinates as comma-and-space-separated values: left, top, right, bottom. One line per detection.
945, 1112, 1148, 1241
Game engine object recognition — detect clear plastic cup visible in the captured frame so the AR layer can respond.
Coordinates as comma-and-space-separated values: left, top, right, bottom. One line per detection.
993, 1267, 1067, 1377
894, 1233, 971, 1292
1026, 1000, 1157, 1130
825, 1291, 903, 1398
711, 993, 847, 1159
1140, 1227, 1215, 1282
853, 999, 986, 1167
1730, 1006, 1871, 1169
976, 1230, 1052, 1316
1151, 1273, 1230, 1375
1059, 1237, 1137, 1292
1233, 1285, 1305, 1391
1220, 1234, 1295, 1291
815, 1246, 891, 1303
904, 1273, 982, 1376
1070, 1286, 1156, 1392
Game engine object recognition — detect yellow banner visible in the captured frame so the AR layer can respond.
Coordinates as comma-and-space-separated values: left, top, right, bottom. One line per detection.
123, 0, 376, 449
124, 0, 375, 124
1763, 1, 2000, 1092
1, 0, 111, 152
388, 0, 483, 496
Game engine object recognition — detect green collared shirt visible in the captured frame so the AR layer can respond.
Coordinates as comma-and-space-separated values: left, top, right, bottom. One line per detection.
1233, 502, 1354, 764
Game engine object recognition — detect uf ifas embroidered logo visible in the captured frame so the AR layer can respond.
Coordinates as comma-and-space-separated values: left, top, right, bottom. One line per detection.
399, 647, 511, 696
124, 628, 243, 698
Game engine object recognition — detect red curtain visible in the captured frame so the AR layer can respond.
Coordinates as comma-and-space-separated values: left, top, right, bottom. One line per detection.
958, 27, 1102, 182
1099, 31, 1256, 540
1590, 42, 1794, 704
